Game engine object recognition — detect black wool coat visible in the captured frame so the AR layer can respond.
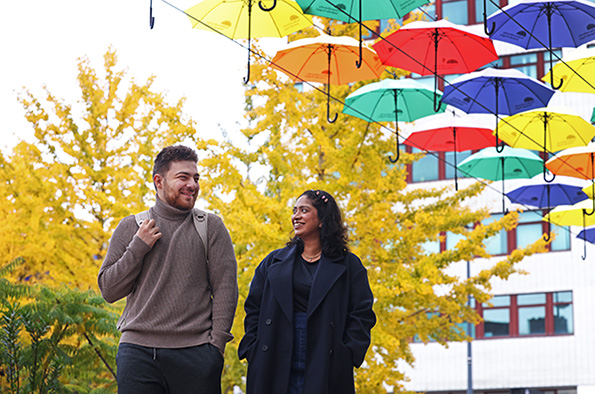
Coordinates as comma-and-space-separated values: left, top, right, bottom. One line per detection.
238, 245, 376, 394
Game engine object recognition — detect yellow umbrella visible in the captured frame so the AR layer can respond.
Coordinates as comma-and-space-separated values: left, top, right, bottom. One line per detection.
186, 0, 314, 83
547, 198, 595, 259
497, 106, 595, 181
543, 47, 595, 93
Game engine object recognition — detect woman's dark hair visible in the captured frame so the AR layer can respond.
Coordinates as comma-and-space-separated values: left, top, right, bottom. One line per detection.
287, 190, 349, 257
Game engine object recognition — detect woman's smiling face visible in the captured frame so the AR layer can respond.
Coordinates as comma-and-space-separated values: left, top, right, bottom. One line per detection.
291, 196, 321, 241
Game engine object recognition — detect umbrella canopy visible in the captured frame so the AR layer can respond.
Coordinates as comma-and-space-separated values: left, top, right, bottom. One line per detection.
548, 198, 595, 258
458, 146, 543, 211
577, 227, 595, 243
506, 174, 588, 239
486, 0, 595, 88
342, 78, 444, 162
506, 174, 588, 208
372, 20, 498, 76
403, 111, 498, 189
443, 68, 555, 116
543, 47, 595, 93
497, 106, 595, 180
545, 142, 595, 180
186, 0, 314, 83
271, 33, 386, 122
372, 20, 498, 111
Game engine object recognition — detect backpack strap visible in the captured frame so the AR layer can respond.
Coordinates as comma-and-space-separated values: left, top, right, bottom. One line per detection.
134, 210, 150, 226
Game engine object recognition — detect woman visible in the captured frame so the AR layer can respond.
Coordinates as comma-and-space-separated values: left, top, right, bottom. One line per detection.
238, 190, 376, 394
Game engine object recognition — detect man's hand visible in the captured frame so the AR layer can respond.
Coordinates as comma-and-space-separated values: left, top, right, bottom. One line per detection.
136, 219, 162, 248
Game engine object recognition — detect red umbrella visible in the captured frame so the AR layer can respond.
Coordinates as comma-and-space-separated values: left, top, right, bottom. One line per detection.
372, 19, 498, 111
403, 111, 498, 189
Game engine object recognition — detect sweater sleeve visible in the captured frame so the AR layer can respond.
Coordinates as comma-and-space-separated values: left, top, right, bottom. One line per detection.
97, 216, 152, 304
206, 214, 239, 352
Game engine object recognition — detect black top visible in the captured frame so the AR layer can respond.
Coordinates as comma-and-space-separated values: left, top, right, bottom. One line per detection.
293, 254, 320, 313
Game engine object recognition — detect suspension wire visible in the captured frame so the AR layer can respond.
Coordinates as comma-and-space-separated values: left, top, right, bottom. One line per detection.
160, 0, 593, 241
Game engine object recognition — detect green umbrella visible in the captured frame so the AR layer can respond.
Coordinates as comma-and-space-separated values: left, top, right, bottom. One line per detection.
342, 78, 444, 162
458, 146, 544, 212
591, 107, 595, 124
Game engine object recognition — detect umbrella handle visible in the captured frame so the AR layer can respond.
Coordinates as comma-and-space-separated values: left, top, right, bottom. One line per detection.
388, 133, 400, 163
259, 0, 276, 12
543, 167, 555, 183
483, 0, 494, 35
355, 0, 363, 69
550, 69, 564, 90
149, 0, 155, 29
433, 93, 442, 112
326, 92, 337, 123
582, 210, 588, 260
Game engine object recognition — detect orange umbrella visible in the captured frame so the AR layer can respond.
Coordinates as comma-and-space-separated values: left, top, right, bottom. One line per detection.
271, 33, 386, 122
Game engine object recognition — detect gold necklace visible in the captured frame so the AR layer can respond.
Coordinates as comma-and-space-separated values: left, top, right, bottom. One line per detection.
302, 251, 321, 262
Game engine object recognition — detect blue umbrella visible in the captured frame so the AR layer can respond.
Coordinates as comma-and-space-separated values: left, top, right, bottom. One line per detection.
506, 174, 588, 239
442, 68, 555, 151
577, 227, 595, 244
486, 0, 595, 89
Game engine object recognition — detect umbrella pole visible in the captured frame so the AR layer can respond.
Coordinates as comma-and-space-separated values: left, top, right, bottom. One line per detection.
543, 112, 555, 183
501, 157, 507, 214
326, 44, 338, 123
546, 4, 563, 90
544, 185, 551, 242
149, 0, 155, 28
454, 127, 458, 191
355, 0, 363, 68
587, 153, 595, 215
432, 29, 442, 112
389, 91, 400, 163
243, 1, 253, 84
582, 209, 588, 260
495, 79, 504, 153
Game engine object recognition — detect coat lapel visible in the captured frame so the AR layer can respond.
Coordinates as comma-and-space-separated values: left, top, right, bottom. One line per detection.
307, 254, 346, 318
267, 246, 296, 323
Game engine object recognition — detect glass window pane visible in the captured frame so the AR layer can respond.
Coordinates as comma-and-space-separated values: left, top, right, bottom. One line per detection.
510, 53, 538, 65
517, 223, 543, 249
519, 306, 546, 335
518, 210, 541, 223
422, 239, 441, 254
475, 0, 500, 25
411, 148, 439, 182
517, 293, 546, 305
484, 295, 510, 307
483, 309, 510, 337
554, 291, 572, 303
446, 231, 466, 250
551, 224, 571, 251
442, 0, 468, 25
543, 49, 563, 76
553, 303, 573, 334
445, 151, 471, 179
483, 214, 507, 254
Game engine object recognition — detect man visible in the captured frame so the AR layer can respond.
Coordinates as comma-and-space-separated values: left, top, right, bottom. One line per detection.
98, 145, 238, 394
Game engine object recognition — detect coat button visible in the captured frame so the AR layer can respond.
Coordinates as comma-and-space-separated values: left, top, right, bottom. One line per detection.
265, 318, 272, 325
329, 349, 334, 355
262, 345, 269, 352
330, 321, 336, 328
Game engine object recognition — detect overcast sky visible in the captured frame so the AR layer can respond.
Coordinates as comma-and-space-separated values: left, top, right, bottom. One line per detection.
0, 0, 283, 152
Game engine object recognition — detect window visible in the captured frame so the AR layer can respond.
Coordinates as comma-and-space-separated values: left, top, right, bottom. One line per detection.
407, 147, 474, 183
477, 291, 574, 339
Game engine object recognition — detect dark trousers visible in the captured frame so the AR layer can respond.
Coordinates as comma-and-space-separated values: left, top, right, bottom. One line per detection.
288, 312, 307, 394
116, 342, 223, 394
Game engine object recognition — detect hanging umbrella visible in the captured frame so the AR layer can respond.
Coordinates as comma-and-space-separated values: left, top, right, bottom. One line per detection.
372, 19, 498, 111
547, 198, 595, 259
497, 106, 595, 182
185, 0, 314, 83
543, 47, 595, 93
577, 227, 595, 244
442, 68, 555, 151
271, 33, 386, 123
403, 112, 497, 189
506, 174, 588, 239
458, 146, 543, 212
295, 0, 430, 68
486, 0, 595, 89
342, 78, 443, 162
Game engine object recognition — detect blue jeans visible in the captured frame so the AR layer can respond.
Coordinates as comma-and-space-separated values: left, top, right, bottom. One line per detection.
288, 312, 307, 394
116, 342, 223, 394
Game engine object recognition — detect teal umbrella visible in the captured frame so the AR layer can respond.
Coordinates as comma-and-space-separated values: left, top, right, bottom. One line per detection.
296, 0, 430, 68
458, 146, 544, 212
342, 78, 444, 162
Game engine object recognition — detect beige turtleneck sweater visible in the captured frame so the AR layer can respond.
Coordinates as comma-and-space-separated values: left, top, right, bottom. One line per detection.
98, 196, 238, 352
